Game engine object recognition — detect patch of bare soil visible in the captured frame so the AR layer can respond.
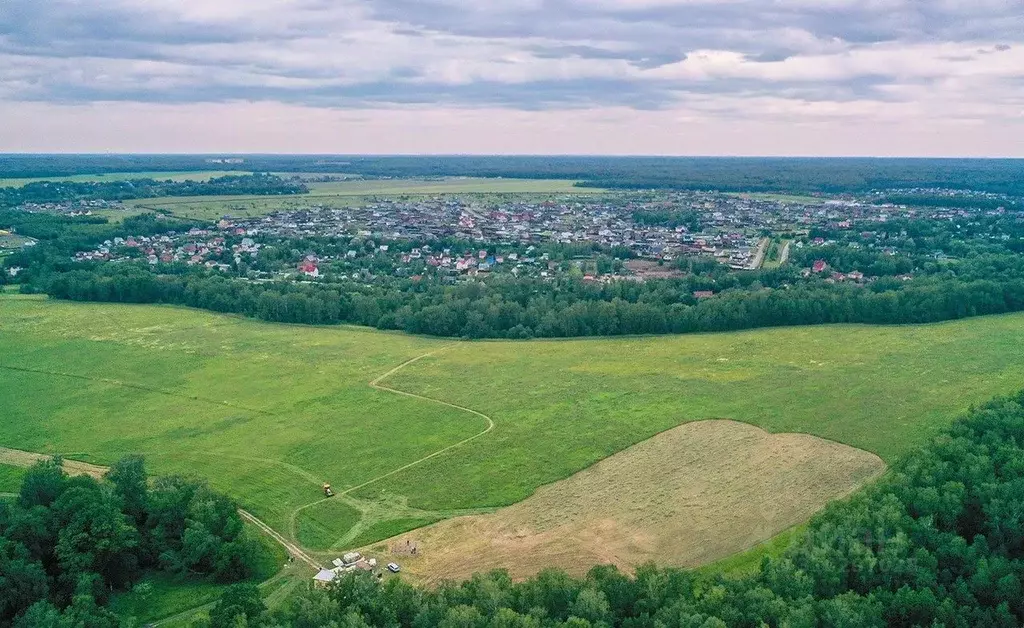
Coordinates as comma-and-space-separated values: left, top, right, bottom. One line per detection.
370, 420, 885, 583
0, 446, 108, 479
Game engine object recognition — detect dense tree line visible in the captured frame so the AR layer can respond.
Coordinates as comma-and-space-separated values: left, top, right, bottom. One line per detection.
203, 391, 1024, 627
0, 174, 307, 207
30, 249, 1024, 339
2, 155, 1022, 196
0, 457, 265, 627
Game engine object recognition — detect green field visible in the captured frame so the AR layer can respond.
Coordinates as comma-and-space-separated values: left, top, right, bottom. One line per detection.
0, 171, 249, 188
127, 178, 595, 221
2, 294, 1024, 565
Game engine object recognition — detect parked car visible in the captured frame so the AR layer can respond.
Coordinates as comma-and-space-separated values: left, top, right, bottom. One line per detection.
387, 562, 401, 573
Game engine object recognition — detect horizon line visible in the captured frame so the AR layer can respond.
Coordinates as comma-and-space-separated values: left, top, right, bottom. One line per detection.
3, 153, 1024, 160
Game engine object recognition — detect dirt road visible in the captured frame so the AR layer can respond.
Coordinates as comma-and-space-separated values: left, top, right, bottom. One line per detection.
779, 240, 792, 265
749, 237, 770, 270
240, 510, 321, 570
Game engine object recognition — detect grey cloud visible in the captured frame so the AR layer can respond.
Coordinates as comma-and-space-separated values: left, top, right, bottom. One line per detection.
8, 54, 901, 111
1, 2, 250, 52
527, 44, 686, 70
0, 0, 1021, 113
367, 0, 1021, 48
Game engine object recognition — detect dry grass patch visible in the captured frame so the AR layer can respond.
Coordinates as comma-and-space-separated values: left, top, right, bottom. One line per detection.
0, 446, 108, 479
371, 420, 884, 583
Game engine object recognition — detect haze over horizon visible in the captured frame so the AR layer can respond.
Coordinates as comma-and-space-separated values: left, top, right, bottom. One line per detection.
2, 0, 1022, 156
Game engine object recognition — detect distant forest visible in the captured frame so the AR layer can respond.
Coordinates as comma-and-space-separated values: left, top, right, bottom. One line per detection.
0, 174, 307, 206
2, 155, 1023, 195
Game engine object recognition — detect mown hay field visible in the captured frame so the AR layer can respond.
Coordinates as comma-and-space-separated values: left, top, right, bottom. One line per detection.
2, 294, 1023, 562
373, 420, 885, 582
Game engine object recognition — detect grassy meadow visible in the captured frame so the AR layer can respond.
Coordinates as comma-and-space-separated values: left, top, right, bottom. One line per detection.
356, 317, 1024, 514
2, 294, 1024, 565
0, 295, 469, 544
0, 233, 35, 251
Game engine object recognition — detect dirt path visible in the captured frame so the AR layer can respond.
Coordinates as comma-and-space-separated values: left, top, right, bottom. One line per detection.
240, 510, 321, 570
0, 446, 108, 479
779, 240, 792, 266
190, 451, 324, 486
288, 344, 496, 541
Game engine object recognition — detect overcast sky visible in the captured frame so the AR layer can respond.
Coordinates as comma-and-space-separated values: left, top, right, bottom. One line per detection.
1, 0, 1022, 155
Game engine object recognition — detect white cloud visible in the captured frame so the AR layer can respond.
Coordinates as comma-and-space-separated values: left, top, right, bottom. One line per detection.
0, 0, 1021, 154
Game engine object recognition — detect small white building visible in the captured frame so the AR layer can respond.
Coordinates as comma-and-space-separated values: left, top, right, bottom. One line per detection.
313, 569, 337, 588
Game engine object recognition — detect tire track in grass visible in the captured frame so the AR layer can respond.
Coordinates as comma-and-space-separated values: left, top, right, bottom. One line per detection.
188, 451, 324, 486
288, 344, 496, 544
240, 510, 320, 570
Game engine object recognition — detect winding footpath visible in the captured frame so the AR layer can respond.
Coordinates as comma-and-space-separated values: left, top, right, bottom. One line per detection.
2, 344, 497, 623
288, 344, 496, 540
